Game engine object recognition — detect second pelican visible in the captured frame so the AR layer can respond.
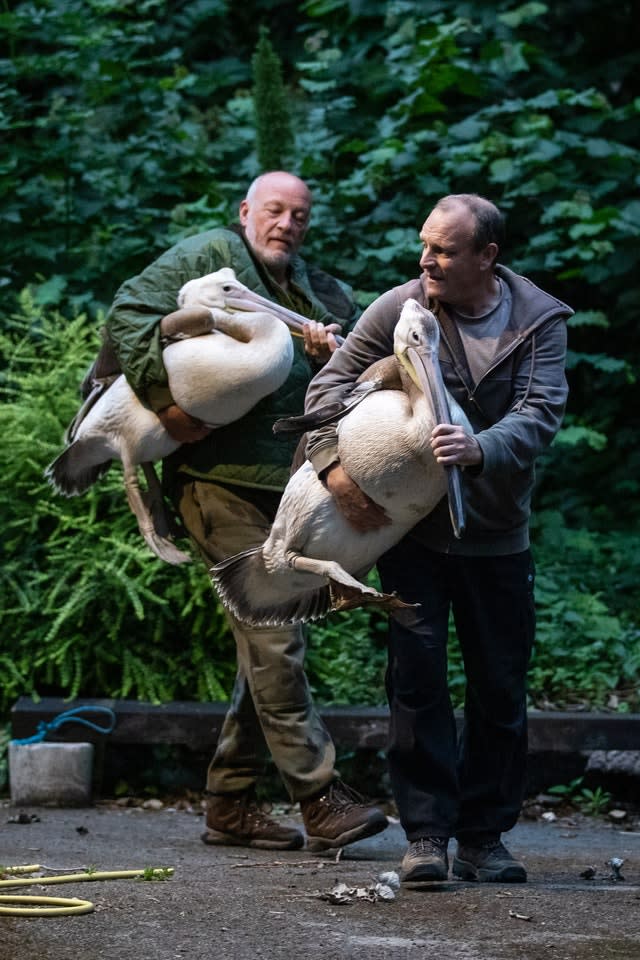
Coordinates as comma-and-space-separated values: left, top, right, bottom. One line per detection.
211, 298, 471, 625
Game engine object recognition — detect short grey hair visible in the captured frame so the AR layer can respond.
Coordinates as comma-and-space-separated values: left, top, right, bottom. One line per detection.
434, 194, 505, 260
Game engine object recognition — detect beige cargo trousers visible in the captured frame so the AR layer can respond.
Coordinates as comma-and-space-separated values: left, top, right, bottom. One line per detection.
176, 479, 338, 801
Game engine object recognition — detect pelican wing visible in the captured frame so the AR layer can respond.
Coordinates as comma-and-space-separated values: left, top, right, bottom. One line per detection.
65, 378, 118, 444
273, 378, 385, 436
211, 548, 334, 626
212, 546, 418, 626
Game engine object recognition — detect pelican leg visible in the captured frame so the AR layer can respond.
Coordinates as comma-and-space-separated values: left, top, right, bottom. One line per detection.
287, 552, 375, 592
140, 461, 186, 541
286, 552, 416, 614
123, 463, 191, 565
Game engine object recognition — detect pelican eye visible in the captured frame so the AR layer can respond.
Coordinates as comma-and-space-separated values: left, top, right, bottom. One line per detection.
222, 285, 232, 292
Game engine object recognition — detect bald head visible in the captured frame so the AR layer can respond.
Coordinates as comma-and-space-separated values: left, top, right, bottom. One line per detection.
245, 171, 312, 206
239, 172, 312, 285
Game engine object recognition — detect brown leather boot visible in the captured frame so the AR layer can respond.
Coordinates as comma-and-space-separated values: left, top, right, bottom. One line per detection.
400, 837, 449, 882
300, 779, 388, 852
201, 791, 304, 850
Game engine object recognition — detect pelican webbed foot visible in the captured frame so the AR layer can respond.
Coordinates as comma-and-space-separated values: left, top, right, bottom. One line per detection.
329, 580, 419, 615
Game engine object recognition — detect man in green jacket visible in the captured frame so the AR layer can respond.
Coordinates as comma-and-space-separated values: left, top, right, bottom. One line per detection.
106, 171, 388, 851
304, 193, 571, 881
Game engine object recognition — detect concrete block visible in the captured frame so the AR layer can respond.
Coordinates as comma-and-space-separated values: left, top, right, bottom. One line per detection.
9, 741, 94, 806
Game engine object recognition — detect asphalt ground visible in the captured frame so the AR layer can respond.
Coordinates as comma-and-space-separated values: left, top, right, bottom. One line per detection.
1, 798, 639, 960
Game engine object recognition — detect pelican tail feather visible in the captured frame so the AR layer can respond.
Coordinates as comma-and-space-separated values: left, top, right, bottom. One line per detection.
45, 444, 112, 496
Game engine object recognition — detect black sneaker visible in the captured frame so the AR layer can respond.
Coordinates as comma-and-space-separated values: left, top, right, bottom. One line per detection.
300, 779, 388, 852
453, 837, 526, 882
400, 837, 449, 882
202, 791, 304, 850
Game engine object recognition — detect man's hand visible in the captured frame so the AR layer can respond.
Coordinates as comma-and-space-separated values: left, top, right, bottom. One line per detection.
158, 404, 211, 443
303, 320, 341, 363
430, 423, 482, 467
323, 462, 390, 532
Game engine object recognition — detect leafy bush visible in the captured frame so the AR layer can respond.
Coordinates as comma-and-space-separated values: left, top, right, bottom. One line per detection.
0, 293, 236, 708
305, 576, 389, 706
528, 511, 640, 711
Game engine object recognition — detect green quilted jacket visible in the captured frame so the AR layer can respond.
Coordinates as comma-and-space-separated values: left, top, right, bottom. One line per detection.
105, 226, 358, 491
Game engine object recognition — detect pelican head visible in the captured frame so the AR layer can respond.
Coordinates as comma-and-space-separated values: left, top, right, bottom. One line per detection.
394, 298, 440, 390
178, 268, 345, 345
394, 298, 454, 429
394, 297, 465, 539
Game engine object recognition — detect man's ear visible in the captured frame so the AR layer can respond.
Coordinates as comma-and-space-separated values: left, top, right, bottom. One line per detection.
480, 242, 498, 270
238, 199, 249, 226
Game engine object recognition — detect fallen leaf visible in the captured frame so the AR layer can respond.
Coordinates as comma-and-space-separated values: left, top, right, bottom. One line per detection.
509, 910, 532, 921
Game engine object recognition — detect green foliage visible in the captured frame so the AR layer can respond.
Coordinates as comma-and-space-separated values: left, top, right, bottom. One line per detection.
139, 867, 173, 881
306, 573, 389, 705
0, 294, 236, 710
251, 27, 294, 170
575, 785, 613, 816
547, 775, 584, 799
548, 776, 612, 816
1, 0, 254, 308
528, 511, 640, 711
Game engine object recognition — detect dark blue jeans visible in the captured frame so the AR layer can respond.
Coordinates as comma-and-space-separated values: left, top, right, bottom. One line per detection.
377, 539, 535, 842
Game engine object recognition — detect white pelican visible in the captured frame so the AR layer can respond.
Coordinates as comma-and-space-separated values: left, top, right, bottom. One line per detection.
45, 268, 319, 565
211, 298, 471, 625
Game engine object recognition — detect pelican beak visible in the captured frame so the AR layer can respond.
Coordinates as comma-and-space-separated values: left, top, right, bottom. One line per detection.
222, 286, 345, 345
407, 344, 466, 540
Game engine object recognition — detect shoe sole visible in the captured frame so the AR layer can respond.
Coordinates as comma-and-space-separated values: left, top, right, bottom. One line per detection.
305, 814, 388, 853
201, 828, 304, 850
401, 863, 449, 883
452, 856, 527, 883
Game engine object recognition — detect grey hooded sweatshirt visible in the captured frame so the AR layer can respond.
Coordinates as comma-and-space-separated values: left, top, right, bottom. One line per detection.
304, 266, 572, 557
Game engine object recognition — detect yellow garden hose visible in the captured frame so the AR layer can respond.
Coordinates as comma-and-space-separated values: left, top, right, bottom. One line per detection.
0, 864, 174, 917
0, 895, 94, 917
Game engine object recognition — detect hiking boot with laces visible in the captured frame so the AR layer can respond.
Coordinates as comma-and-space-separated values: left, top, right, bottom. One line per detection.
300, 779, 388, 852
201, 791, 304, 850
453, 837, 527, 882
400, 837, 449, 882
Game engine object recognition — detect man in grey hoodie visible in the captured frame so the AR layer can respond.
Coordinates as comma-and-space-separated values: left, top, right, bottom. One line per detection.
304, 194, 572, 883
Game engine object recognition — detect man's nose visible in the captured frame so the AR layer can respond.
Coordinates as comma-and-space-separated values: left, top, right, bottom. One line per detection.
419, 247, 432, 269
276, 210, 294, 232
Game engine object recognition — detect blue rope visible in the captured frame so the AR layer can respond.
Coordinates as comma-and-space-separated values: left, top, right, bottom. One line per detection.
12, 706, 117, 745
